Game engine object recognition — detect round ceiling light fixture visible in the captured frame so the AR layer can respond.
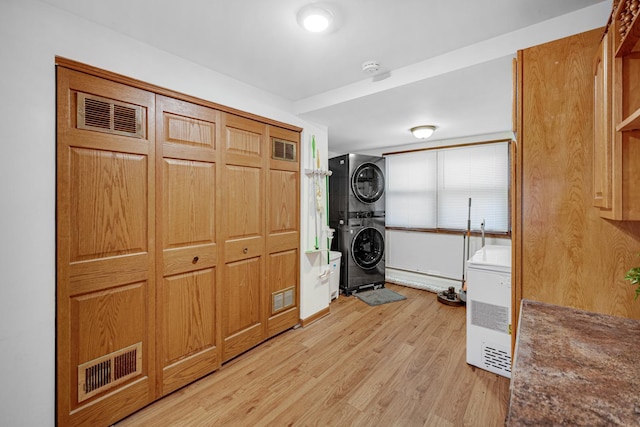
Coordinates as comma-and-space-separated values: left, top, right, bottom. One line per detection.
297, 4, 334, 33
410, 125, 436, 139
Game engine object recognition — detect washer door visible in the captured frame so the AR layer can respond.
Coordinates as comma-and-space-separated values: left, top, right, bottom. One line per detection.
351, 162, 384, 203
351, 226, 384, 270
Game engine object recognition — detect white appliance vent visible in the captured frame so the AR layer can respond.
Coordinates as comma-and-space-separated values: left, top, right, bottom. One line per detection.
482, 343, 511, 376
471, 300, 509, 334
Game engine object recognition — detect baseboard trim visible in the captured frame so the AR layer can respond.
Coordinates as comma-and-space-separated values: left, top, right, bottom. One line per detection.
300, 306, 330, 327
386, 268, 461, 293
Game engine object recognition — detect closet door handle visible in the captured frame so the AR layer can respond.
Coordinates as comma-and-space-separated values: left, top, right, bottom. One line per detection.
192, 256, 199, 264
243, 247, 248, 254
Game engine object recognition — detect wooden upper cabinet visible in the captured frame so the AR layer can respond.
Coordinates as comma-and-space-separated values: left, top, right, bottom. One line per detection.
593, 32, 613, 211
592, 1, 640, 220
612, 0, 640, 132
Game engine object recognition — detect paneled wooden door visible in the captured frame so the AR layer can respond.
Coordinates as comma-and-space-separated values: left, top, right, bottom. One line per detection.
220, 114, 268, 362
266, 126, 300, 337
56, 67, 157, 426
155, 95, 221, 396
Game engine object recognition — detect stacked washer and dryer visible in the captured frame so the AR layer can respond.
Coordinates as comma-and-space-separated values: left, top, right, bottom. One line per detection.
329, 154, 386, 296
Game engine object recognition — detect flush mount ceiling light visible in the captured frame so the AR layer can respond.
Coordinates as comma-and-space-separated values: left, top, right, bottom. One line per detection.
410, 125, 436, 139
297, 4, 334, 33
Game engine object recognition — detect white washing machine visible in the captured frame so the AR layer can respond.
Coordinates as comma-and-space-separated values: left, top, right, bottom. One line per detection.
466, 245, 512, 378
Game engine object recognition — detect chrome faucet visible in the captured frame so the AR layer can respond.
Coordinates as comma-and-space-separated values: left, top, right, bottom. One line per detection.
481, 219, 485, 248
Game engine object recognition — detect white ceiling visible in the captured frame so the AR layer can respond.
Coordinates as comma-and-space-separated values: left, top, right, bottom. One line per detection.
40, 0, 609, 153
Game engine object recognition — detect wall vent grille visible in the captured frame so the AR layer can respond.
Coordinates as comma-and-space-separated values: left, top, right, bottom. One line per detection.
77, 342, 142, 402
272, 138, 296, 161
77, 92, 144, 138
272, 286, 296, 314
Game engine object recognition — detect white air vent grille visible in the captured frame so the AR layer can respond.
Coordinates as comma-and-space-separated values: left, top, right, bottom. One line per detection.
482, 343, 511, 376
272, 286, 295, 314
272, 138, 296, 161
78, 342, 142, 402
77, 92, 144, 138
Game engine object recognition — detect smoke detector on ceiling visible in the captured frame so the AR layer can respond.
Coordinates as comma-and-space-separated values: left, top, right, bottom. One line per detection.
361, 60, 380, 74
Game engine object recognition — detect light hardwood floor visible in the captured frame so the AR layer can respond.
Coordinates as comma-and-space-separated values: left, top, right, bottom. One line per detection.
117, 284, 510, 426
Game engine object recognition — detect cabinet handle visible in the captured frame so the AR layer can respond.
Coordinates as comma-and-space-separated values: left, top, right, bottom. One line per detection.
192, 256, 199, 264
243, 247, 248, 254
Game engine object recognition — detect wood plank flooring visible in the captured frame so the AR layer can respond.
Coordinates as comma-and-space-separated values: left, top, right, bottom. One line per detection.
116, 284, 510, 426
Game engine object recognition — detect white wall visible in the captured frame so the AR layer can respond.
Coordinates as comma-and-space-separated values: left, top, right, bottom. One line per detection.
387, 230, 508, 280
0, 1, 327, 425
299, 126, 333, 319
386, 230, 510, 291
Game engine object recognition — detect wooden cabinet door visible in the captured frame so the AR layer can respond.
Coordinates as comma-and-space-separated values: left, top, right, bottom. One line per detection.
221, 114, 267, 362
56, 68, 156, 426
593, 32, 613, 211
266, 126, 300, 337
156, 95, 221, 395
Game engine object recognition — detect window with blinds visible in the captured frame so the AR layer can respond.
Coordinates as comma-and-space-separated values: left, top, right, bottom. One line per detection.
386, 141, 510, 233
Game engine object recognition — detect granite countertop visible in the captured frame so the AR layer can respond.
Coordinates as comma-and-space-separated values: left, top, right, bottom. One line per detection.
506, 300, 640, 426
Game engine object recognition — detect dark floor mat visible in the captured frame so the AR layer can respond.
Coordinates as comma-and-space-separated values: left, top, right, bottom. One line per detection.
355, 288, 407, 306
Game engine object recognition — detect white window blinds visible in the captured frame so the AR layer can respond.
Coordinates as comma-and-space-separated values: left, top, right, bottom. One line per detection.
386, 141, 510, 233
386, 150, 437, 228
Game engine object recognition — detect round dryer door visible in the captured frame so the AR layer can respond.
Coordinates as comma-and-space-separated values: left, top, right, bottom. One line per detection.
351, 227, 384, 270
351, 163, 384, 203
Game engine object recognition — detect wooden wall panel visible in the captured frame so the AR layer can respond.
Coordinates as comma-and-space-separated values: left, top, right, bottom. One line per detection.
515, 28, 640, 334
269, 169, 298, 233
162, 159, 216, 249
226, 126, 262, 157
223, 258, 262, 336
70, 148, 148, 261
267, 250, 297, 299
222, 257, 264, 360
73, 284, 146, 365
225, 165, 262, 238
162, 270, 216, 364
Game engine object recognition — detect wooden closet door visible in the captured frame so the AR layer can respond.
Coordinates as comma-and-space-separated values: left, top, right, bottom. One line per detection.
221, 114, 267, 362
56, 68, 156, 426
266, 126, 300, 337
155, 95, 221, 395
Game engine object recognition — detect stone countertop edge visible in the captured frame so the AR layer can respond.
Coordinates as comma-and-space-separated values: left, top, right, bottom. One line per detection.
505, 299, 640, 426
